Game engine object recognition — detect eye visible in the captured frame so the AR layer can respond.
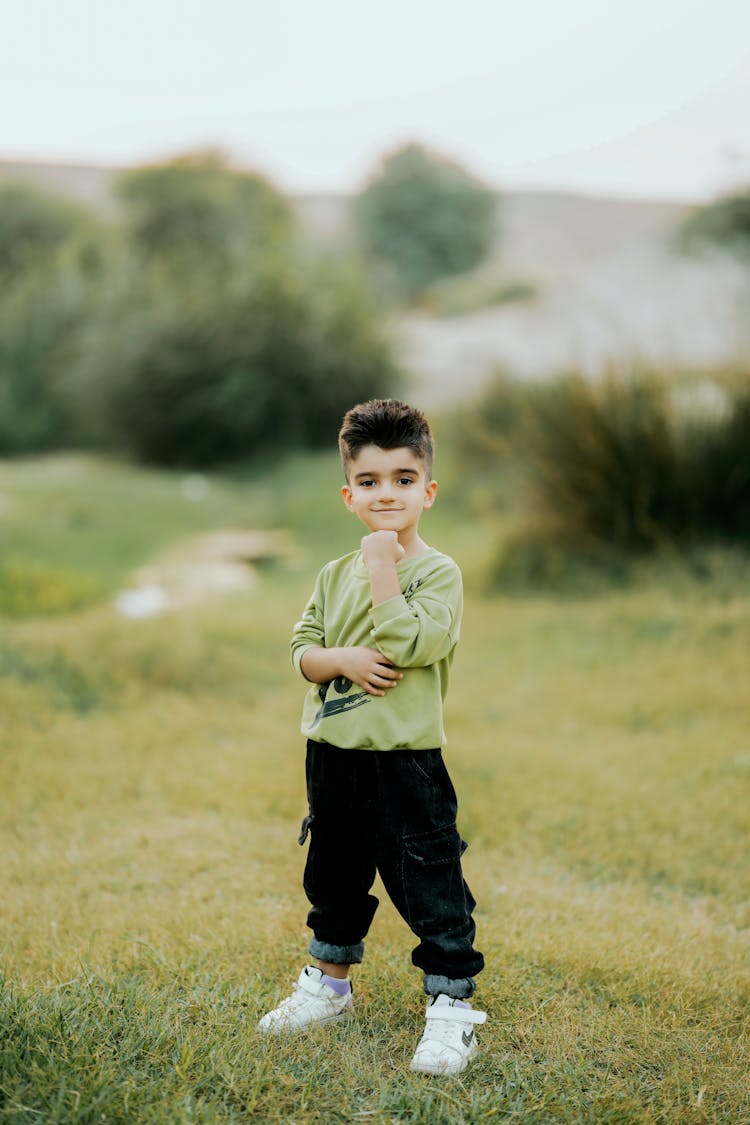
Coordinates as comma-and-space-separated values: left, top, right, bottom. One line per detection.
398, 477, 415, 486
360, 479, 375, 488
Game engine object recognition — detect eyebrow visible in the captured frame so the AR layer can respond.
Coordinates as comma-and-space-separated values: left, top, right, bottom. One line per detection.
354, 468, 419, 480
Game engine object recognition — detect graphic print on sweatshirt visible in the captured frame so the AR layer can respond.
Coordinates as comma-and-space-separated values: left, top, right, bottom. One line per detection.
312, 675, 370, 726
404, 576, 424, 601
310, 569, 429, 727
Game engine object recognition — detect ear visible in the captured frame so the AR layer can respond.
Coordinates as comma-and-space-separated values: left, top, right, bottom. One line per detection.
423, 480, 438, 509
341, 484, 354, 512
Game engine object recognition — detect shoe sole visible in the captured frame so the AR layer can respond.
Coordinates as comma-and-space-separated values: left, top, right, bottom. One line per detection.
409, 1059, 470, 1075
409, 1040, 477, 1075
258, 1006, 353, 1034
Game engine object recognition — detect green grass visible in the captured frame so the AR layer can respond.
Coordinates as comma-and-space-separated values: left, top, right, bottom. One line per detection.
1, 452, 749, 1123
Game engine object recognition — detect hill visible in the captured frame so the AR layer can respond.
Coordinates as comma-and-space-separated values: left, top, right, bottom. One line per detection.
395, 191, 749, 403
0, 158, 117, 209
0, 156, 705, 274
1, 159, 747, 401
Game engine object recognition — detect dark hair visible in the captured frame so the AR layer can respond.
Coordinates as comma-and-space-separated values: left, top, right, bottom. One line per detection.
338, 399, 434, 480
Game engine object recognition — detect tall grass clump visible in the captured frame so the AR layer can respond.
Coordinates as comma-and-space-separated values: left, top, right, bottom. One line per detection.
456, 368, 750, 590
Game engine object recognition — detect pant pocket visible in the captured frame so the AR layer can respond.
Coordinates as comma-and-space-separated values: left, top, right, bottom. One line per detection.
401, 824, 468, 931
298, 813, 314, 846
407, 748, 443, 785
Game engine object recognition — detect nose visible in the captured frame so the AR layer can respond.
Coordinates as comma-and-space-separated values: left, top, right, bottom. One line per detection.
377, 482, 395, 502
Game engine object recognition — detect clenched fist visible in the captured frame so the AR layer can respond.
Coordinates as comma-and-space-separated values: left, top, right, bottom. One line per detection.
361, 530, 406, 568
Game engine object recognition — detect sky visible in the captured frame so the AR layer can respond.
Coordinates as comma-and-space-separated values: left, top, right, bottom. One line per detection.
4, 0, 750, 201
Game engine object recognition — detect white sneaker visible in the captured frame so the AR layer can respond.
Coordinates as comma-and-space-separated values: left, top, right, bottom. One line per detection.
257, 966, 353, 1034
409, 994, 487, 1075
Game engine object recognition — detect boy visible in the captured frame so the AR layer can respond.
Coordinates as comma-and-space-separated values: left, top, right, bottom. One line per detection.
258, 399, 485, 1075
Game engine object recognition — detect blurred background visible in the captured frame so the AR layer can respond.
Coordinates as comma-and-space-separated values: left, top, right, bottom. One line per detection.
1, 1, 750, 597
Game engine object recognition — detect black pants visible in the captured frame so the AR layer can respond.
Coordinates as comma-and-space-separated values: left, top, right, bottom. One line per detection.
301, 739, 484, 997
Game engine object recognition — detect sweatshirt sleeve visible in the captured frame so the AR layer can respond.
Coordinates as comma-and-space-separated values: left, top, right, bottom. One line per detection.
290, 568, 326, 677
369, 558, 462, 668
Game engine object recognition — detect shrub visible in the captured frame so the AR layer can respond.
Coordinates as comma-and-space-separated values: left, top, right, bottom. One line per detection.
523, 374, 683, 551
488, 523, 632, 595
104, 263, 400, 467
453, 371, 544, 469
679, 375, 750, 542
458, 368, 750, 569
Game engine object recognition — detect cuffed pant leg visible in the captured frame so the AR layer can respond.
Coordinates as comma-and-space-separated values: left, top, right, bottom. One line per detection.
308, 937, 366, 965
423, 974, 476, 999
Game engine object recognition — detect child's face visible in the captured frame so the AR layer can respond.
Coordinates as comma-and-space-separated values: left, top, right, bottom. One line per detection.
342, 445, 437, 539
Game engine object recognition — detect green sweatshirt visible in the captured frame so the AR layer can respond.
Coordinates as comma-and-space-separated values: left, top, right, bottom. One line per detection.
291, 546, 463, 750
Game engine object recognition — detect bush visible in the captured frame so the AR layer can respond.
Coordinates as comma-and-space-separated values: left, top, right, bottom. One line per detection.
354, 143, 497, 300
457, 368, 750, 565
104, 263, 400, 467
488, 524, 632, 595
523, 374, 683, 551
679, 377, 750, 542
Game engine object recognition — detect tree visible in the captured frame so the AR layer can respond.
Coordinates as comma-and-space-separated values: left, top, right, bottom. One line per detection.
354, 143, 498, 299
0, 155, 399, 465
0, 183, 92, 282
0, 184, 104, 453
100, 153, 400, 467
114, 151, 293, 283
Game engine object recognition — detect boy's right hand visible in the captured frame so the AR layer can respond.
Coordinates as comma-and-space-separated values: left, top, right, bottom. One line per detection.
339, 646, 403, 696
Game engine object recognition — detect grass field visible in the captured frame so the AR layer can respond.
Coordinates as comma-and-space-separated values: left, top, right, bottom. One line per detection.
1, 451, 749, 1124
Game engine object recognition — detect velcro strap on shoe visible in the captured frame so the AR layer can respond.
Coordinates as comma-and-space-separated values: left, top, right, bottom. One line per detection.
427, 1006, 487, 1025
298, 973, 326, 996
